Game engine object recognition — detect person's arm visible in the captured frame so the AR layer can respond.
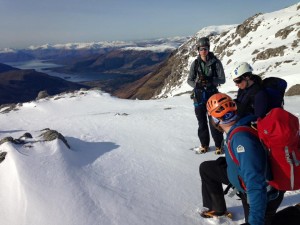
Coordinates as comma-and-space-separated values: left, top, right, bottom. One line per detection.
213, 59, 226, 85
234, 134, 268, 225
187, 60, 197, 88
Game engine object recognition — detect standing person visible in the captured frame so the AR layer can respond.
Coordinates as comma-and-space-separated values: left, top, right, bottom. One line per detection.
187, 37, 226, 154
232, 62, 268, 118
199, 93, 284, 225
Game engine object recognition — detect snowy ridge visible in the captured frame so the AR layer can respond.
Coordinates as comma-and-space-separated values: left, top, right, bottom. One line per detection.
156, 3, 300, 98
12, 36, 190, 52
0, 48, 16, 53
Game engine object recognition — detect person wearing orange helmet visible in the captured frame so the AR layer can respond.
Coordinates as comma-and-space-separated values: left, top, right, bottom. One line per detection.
199, 93, 284, 225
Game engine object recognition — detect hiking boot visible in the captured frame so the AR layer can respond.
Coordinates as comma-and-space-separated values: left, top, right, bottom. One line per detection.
195, 146, 209, 154
215, 147, 223, 155
200, 210, 232, 219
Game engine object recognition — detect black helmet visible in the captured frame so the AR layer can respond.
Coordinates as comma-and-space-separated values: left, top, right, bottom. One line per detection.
197, 37, 210, 50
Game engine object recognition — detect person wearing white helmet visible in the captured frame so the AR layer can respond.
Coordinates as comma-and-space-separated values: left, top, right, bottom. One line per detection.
231, 62, 269, 119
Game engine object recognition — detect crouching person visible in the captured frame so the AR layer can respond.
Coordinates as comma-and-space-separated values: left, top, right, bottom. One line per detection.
199, 93, 284, 225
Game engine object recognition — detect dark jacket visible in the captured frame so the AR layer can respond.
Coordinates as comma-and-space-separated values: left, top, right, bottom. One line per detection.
187, 52, 225, 89
235, 83, 269, 118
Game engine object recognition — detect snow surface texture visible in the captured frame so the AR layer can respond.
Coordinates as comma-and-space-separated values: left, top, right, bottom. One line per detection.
0, 89, 299, 225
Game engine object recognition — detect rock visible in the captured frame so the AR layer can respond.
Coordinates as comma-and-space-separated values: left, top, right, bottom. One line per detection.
19, 132, 33, 139
285, 84, 300, 96
36, 90, 49, 100
0, 152, 7, 163
0, 137, 14, 145
40, 129, 70, 149
0, 136, 25, 145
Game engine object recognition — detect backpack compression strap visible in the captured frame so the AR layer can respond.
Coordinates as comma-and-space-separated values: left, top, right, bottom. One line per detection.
227, 126, 259, 166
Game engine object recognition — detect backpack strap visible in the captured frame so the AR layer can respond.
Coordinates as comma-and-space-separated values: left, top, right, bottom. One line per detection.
227, 126, 259, 166
194, 58, 218, 81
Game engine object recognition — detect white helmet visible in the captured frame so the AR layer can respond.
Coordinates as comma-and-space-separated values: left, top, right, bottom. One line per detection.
231, 62, 253, 80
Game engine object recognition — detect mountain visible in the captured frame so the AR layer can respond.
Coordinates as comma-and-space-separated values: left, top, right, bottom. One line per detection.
0, 37, 190, 105
0, 37, 189, 63
0, 69, 87, 105
53, 49, 171, 76
114, 3, 300, 99
0, 63, 20, 73
0, 37, 189, 94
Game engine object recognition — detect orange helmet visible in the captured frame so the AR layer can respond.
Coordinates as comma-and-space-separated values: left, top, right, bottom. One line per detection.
206, 93, 237, 118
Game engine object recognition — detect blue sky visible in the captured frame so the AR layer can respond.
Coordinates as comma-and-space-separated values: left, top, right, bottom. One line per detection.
0, 0, 299, 49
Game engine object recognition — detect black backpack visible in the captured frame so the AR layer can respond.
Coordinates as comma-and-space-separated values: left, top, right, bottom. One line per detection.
262, 77, 287, 107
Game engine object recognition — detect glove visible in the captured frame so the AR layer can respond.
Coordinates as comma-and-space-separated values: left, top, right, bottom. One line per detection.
199, 75, 207, 85
240, 223, 250, 225
190, 91, 195, 99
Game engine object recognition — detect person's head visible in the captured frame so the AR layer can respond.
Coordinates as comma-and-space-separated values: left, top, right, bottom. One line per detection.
231, 62, 254, 89
197, 37, 210, 59
206, 93, 238, 132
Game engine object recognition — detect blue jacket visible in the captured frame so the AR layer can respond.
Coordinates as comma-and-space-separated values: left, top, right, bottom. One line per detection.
225, 115, 268, 225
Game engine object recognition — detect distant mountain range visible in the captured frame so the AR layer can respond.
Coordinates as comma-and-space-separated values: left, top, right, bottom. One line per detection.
0, 37, 189, 101
0, 37, 189, 62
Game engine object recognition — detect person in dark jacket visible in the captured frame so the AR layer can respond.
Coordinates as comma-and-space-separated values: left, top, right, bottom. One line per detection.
199, 93, 284, 225
231, 62, 270, 119
187, 37, 225, 154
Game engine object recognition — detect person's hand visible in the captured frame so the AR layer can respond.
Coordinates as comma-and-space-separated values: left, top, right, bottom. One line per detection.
240, 223, 250, 225
201, 79, 208, 85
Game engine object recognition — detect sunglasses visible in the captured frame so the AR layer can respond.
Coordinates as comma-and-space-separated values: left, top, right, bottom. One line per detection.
199, 47, 208, 52
212, 111, 236, 125
233, 77, 244, 84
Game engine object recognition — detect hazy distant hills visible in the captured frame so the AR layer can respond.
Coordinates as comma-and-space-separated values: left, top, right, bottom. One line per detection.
0, 38, 188, 100
0, 37, 189, 63
53, 49, 171, 76
0, 64, 87, 105
0, 63, 20, 73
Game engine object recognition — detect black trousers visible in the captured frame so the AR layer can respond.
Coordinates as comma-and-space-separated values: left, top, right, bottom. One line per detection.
194, 104, 223, 148
199, 157, 284, 224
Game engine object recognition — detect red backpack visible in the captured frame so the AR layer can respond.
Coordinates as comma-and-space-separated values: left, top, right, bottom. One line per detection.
227, 108, 300, 191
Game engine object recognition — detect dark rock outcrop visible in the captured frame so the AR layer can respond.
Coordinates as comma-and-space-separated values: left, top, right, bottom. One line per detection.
286, 84, 300, 96
40, 129, 70, 149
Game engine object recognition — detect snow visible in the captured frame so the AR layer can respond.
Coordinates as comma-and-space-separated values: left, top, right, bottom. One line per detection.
0, 48, 16, 53
23, 37, 189, 52
0, 88, 300, 225
123, 44, 177, 52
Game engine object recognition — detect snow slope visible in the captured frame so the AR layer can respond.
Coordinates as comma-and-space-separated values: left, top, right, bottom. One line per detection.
0, 88, 299, 225
157, 3, 300, 98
